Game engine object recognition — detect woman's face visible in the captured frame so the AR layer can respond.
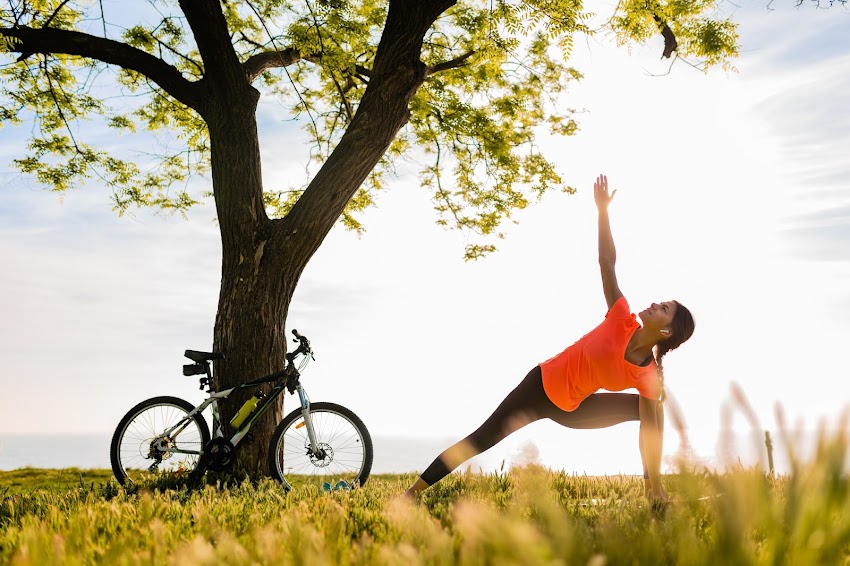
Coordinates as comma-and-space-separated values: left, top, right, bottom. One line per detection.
639, 301, 677, 331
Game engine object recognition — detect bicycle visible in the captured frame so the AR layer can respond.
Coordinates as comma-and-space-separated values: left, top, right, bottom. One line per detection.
109, 329, 373, 491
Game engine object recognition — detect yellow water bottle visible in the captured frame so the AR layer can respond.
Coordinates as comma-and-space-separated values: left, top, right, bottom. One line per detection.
230, 395, 260, 428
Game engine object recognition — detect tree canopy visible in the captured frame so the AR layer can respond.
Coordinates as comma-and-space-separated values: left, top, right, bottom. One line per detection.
1, 0, 738, 259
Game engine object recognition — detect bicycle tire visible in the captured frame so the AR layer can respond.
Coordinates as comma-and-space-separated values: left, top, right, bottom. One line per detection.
268, 402, 373, 491
110, 396, 210, 485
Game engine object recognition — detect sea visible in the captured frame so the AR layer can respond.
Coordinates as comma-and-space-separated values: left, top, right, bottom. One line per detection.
0, 435, 488, 475
0, 429, 842, 477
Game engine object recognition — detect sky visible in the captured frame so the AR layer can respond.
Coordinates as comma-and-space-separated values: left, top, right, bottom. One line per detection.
1, 2, 849, 476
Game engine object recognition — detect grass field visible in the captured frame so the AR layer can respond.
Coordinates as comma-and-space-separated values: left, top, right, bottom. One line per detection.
1, 430, 848, 565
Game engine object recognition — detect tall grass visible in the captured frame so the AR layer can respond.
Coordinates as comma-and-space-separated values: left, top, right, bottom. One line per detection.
1, 426, 848, 565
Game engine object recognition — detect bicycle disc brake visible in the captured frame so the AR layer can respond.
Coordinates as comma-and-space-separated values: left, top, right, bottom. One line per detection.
309, 443, 334, 468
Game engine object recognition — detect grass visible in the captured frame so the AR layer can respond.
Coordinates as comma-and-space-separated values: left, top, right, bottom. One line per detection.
0, 468, 114, 495
1, 428, 848, 565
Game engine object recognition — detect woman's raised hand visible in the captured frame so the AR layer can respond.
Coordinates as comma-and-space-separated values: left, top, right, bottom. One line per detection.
593, 174, 617, 211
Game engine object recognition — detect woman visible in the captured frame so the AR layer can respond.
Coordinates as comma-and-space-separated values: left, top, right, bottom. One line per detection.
404, 174, 695, 504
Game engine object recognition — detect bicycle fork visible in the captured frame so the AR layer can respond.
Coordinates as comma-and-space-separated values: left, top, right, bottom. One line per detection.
295, 384, 323, 457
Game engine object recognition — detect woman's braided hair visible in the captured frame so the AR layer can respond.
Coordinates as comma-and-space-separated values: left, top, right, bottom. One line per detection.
655, 301, 695, 403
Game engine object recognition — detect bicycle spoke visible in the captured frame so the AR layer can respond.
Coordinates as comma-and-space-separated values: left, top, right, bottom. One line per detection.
271, 406, 370, 491
113, 399, 207, 484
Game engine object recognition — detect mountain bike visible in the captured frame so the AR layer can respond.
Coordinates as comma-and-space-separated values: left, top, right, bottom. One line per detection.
109, 329, 373, 491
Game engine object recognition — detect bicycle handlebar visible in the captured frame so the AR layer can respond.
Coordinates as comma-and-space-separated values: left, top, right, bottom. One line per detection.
289, 329, 314, 360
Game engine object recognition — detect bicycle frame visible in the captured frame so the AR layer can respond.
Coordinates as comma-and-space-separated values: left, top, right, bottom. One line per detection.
157, 360, 320, 458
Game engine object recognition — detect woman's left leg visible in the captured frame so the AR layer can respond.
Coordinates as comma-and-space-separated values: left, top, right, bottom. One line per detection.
405, 366, 548, 497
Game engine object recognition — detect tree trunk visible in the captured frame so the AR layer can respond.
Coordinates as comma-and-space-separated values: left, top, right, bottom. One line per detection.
203, 0, 458, 476
206, 92, 295, 475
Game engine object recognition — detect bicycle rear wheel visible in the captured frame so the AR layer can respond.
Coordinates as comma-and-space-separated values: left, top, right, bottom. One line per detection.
268, 402, 373, 491
110, 396, 210, 485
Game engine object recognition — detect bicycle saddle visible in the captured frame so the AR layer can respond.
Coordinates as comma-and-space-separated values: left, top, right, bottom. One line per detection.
184, 350, 225, 363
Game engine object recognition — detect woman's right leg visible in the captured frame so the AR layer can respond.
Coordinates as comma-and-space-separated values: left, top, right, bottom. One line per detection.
405, 366, 548, 497
539, 391, 652, 483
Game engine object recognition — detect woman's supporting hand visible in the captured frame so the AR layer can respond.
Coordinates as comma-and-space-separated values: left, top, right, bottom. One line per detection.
645, 480, 668, 502
645, 480, 669, 514
593, 174, 617, 211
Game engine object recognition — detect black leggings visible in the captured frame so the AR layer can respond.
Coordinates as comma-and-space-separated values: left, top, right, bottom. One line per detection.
420, 365, 644, 486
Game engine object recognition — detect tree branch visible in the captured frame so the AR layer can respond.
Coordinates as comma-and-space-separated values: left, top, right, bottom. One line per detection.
430, 128, 464, 228
652, 15, 678, 59
41, 56, 81, 152
240, 0, 320, 147
152, 34, 204, 77
1, 25, 204, 111
304, 0, 353, 122
42, 0, 72, 28
426, 50, 474, 75
177, 0, 244, 91
242, 48, 318, 83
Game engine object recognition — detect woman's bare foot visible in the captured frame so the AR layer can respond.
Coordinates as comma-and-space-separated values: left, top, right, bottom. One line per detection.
403, 477, 429, 499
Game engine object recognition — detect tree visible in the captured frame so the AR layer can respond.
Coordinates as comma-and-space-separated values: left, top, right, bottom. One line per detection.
0, 0, 737, 473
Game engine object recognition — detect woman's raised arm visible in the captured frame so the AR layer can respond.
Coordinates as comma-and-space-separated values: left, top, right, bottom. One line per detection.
594, 174, 623, 310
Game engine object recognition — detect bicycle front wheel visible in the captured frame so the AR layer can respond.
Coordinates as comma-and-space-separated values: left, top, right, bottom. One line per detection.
268, 402, 373, 491
110, 396, 210, 485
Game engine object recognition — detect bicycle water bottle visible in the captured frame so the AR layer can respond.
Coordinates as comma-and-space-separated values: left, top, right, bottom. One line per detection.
230, 395, 261, 428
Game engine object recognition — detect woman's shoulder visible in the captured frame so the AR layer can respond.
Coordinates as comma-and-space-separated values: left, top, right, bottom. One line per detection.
605, 296, 634, 320
633, 363, 662, 399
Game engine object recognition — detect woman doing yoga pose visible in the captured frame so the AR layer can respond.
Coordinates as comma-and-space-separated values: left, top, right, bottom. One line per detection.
404, 174, 695, 504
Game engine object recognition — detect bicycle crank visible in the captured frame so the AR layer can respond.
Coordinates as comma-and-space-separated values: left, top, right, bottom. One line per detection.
204, 437, 236, 472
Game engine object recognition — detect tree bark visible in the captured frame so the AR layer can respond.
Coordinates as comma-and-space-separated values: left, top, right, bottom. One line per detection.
203, 89, 294, 474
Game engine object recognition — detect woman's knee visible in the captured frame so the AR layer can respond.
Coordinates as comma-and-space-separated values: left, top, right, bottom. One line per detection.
467, 409, 538, 452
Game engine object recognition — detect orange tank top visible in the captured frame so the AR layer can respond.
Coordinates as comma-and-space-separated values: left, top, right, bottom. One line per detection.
540, 297, 661, 412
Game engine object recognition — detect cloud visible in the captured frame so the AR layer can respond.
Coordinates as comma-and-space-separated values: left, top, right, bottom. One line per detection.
778, 217, 850, 261
737, 7, 850, 71
744, 47, 850, 262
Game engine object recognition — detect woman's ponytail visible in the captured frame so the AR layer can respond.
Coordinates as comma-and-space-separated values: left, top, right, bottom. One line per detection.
653, 301, 696, 404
